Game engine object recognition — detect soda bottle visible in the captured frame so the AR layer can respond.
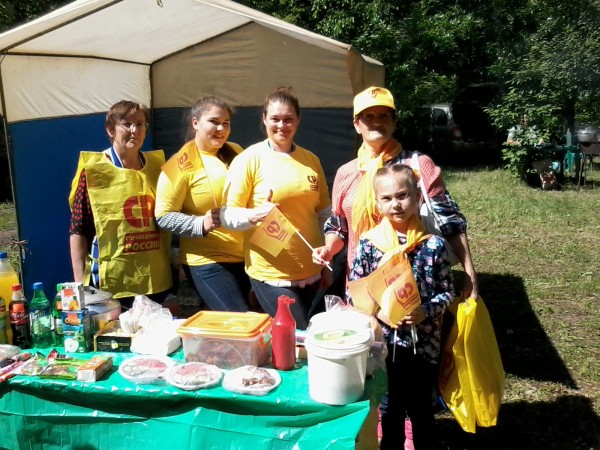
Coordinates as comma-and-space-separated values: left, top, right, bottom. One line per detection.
30, 282, 53, 348
271, 295, 297, 371
0, 252, 19, 344
53, 284, 64, 346
9, 284, 31, 349
0, 294, 8, 344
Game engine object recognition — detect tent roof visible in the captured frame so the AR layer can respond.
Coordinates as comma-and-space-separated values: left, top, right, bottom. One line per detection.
0, 0, 381, 67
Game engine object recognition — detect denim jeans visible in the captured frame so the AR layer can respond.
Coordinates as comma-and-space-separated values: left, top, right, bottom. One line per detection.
379, 346, 438, 450
249, 278, 320, 330
184, 262, 250, 312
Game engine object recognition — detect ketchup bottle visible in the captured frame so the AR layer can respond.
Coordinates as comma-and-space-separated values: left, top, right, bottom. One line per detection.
271, 295, 296, 371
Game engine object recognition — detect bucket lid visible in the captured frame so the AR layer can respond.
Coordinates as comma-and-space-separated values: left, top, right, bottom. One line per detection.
177, 311, 272, 339
306, 328, 372, 353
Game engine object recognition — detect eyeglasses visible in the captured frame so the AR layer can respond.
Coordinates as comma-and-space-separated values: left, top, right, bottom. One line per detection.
118, 122, 149, 132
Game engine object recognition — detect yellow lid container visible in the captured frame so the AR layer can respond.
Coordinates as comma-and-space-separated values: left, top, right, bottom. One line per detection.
177, 311, 273, 369
177, 311, 272, 338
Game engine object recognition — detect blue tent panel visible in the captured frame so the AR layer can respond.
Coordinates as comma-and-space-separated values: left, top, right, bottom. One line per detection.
9, 115, 154, 297
10, 108, 354, 296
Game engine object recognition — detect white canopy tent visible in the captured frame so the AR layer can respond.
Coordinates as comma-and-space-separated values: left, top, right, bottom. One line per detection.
0, 0, 384, 292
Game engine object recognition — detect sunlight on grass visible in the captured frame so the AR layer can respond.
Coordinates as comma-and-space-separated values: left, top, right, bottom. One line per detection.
444, 167, 600, 419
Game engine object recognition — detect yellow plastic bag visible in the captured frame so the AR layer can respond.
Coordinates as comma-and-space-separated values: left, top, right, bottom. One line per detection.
439, 297, 505, 433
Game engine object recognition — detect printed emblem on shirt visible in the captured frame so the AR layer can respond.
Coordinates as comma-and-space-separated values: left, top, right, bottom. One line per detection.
122, 195, 161, 253
307, 175, 319, 192
177, 152, 193, 172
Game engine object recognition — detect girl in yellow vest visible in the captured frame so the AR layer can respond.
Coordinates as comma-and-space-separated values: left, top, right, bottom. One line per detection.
69, 100, 172, 306
155, 97, 250, 311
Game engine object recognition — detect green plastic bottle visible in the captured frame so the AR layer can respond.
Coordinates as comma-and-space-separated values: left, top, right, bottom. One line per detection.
53, 284, 63, 346
30, 282, 53, 348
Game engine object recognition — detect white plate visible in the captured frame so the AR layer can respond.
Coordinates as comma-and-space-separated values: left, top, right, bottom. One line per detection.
222, 365, 281, 396
165, 362, 222, 391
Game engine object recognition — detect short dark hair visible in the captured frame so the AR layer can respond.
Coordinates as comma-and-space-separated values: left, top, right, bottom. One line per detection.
105, 100, 149, 139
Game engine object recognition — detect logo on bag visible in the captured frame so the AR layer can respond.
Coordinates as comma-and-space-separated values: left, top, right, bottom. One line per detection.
395, 282, 420, 310
123, 195, 155, 228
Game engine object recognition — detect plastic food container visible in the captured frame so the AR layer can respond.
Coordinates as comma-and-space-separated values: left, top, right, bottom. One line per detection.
177, 311, 272, 370
305, 328, 373, 405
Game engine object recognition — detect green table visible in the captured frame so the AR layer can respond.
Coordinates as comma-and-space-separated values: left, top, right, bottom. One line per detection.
0, 351, 385, 450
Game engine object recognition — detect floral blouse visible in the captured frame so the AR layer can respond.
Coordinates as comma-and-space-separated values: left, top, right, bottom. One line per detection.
347, 233, 455, 365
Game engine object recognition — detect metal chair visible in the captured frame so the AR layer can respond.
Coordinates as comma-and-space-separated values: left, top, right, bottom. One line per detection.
577, 142, 600, 189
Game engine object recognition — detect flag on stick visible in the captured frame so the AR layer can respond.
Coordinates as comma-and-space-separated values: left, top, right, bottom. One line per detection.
249, 207, 296, 257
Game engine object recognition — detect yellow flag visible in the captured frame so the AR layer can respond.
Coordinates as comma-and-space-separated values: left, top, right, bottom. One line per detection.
249, 207, 296, 257
349, 250, 421, 326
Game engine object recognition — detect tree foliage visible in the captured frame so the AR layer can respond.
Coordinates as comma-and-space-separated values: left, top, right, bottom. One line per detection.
0, 0, 69, 30
5, 0, 600, 156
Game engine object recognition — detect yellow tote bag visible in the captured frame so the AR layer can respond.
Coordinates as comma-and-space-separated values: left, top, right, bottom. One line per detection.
439, 297, 505, 433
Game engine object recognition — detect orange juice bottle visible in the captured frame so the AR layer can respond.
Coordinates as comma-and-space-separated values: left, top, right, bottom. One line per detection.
0, 252, 19, 344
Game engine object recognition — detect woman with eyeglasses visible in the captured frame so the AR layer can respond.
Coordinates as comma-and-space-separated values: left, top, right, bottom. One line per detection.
154, 96, 250, 312
220, 87, 331, 329
69, 100, 172, 304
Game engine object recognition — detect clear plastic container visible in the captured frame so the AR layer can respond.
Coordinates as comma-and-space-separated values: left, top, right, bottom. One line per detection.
177, 311, 272, 370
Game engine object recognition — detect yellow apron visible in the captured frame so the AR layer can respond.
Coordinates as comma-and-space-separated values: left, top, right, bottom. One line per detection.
70, 150, 172, 297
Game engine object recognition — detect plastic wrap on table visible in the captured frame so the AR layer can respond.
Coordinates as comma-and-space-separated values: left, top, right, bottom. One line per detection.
1, 349, 384, 450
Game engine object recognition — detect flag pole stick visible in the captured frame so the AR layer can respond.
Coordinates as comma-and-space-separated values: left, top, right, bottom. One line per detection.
294, 229, 333, 272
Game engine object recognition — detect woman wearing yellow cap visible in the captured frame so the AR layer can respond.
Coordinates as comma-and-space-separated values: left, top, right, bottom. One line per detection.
312, 86, 478, 300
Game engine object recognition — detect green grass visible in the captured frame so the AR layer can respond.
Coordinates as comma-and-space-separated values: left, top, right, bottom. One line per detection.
1, 169, 599, 449
437, 166, 600, 449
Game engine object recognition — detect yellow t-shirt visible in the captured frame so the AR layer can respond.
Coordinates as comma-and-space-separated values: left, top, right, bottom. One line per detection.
224, 140, 331, 281
155, 140, 244, 266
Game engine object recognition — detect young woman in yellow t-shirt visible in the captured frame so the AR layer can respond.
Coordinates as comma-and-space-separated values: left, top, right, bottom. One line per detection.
221, 88, 331, 329
155, 97, 249, 311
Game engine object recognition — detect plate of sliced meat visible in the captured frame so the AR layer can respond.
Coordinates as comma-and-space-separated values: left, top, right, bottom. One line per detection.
118, 355, 174, 384
222, 365, 281, 396
165, 362, 222, 391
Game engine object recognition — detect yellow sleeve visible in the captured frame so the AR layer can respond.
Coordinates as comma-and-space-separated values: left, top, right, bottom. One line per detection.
223, 150, 255, 208
155, 161, 187, 218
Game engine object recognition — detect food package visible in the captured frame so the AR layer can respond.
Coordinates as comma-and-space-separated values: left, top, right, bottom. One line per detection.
164, 362, 222, 391
60, 282, 85, 311
222, 365, 281, 396
94, 320, 135, 353
77, 355, 113, 382
118, 355, 174, 384
0, 345, 20, 362
130, 318, 183, 356
62, 309, 93, 353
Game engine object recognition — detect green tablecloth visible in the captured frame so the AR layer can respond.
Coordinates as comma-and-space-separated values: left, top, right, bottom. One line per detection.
0, 350, 385, 450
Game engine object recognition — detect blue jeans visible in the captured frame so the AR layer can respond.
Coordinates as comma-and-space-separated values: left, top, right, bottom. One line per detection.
184, 262, 250, 312
249, 278, 320, 330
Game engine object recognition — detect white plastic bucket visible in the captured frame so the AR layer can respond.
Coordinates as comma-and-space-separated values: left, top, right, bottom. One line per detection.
305, 328, 373, 405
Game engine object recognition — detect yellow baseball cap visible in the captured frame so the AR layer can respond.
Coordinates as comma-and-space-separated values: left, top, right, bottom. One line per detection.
353, 86, 395, 116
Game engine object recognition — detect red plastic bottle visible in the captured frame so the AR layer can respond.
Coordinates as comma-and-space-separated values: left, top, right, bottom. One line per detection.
271, 295, 296, 371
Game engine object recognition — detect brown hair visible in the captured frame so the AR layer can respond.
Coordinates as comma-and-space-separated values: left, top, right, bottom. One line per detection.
373, 163, 419, 196
186, 96, 237, 167
105, 100, 149, 141
262, 87, 300, 119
